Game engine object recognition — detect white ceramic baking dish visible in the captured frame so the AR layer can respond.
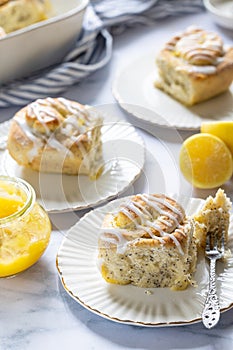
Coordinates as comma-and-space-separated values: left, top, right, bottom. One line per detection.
203, 0, 233, 30
0, 0, 89, 85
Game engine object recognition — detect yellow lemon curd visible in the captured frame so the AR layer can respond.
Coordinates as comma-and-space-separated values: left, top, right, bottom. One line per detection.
0, 177, 51, 277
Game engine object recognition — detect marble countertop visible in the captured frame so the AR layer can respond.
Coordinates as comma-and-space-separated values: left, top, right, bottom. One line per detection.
1, 11, 233, 350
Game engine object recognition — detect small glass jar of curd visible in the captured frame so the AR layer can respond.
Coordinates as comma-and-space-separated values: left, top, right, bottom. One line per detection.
0, 175, 51, 277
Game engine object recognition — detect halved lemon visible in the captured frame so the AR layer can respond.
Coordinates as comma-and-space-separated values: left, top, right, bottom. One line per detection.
201, 121, 233, 156
179, 133, 233, 189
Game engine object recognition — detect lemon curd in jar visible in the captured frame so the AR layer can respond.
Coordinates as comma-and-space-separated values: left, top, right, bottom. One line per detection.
0, 176, 51, 277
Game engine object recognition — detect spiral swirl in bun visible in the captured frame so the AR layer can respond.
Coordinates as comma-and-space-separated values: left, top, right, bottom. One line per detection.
7, 97, 103, 179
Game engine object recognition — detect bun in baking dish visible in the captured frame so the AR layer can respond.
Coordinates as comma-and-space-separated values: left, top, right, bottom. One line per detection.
7, 97, 103, 179
98, 193, 197, 290
0, 0, 51, 34
155, 26, 233, 105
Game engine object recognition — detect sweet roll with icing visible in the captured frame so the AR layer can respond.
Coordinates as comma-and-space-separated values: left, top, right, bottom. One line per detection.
98, 194, 197, 290
7, 97, 103, 179
155, 26, 233, 105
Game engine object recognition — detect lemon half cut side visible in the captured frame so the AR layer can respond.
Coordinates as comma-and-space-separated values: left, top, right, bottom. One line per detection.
179, 133, 233, 189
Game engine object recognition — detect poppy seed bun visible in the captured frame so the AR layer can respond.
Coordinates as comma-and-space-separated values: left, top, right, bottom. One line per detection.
98, 194, 197, 291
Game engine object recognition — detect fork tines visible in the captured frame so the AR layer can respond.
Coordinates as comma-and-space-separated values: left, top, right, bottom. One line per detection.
205, 230, 225, 259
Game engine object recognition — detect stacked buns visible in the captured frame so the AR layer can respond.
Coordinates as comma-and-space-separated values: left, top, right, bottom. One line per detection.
98, 194, 197, 290
0, 0, 51, 34
7, 97, 103, 179
155, 26, 233, 105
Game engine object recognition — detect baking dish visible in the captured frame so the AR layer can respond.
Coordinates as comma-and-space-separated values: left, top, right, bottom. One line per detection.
0, 0, 89, 85
203, 0, 233, 30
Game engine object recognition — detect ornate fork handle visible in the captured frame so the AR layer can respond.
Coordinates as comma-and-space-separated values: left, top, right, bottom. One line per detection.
202, 258, 220, 329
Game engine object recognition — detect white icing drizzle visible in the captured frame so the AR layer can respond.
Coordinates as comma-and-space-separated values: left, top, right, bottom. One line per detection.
176, 65, 217, 74
157, 217, 173, 227
28, 102, 57, 135
99, 227, 130, 254
164, 26, 225, 75
45, 98, 96, 172
145, 220, 165, 236
137, 194, 181, 226
185, 50, 218, 65
57, 97, 89, 120
166, 233, 184, 255
144, 194, 183, 218
119, 206, 164, 242
101, 194, 188, 255
131, 199, 153, 220
175, 228, 186, 237
124, 202, 148, 224
127, 195, 185, 254
13, 97, 101, 169
14, 116, 40, 144
64, 115, 88, 134
14, 116, 43, 162
120, 206, 139, 226
46, 136, 73, 156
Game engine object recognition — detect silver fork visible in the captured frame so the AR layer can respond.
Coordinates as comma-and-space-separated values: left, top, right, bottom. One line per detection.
202, 231, 225, 329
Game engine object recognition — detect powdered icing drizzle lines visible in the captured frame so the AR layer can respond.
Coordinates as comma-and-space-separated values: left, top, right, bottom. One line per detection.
101, 194, 187, 255
164, 26, 226, 74
13, 97, 100, 169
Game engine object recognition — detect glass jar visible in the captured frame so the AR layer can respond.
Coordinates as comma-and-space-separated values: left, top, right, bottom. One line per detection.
0, 175, 51, 277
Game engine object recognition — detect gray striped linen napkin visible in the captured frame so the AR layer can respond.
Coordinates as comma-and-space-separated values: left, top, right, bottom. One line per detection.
0, 0, 204, 107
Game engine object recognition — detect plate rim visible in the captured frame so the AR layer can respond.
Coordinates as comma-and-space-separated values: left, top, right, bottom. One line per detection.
56, 195, 233, 327
0, 119, 145, 213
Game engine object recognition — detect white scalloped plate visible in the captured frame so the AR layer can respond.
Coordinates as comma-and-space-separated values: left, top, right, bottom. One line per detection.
56, 196, 233, 327
0, 120, 144, 212
112, 53, 233, 130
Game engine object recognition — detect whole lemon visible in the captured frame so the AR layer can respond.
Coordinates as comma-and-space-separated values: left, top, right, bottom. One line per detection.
179, 133, 233, 189
201, 121, 233, 156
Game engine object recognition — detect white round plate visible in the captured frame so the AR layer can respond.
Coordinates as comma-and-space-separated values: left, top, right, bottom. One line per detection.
57, 196, 233, 327
112, 53, 233, 130
0, 120, 144, 212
